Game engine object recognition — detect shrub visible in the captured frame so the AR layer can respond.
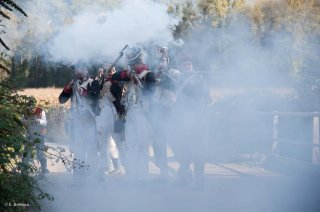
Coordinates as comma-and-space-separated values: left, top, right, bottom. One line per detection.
0, 81, 53, 212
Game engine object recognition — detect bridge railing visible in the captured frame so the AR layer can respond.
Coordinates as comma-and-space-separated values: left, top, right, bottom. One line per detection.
255, 111, 320, 165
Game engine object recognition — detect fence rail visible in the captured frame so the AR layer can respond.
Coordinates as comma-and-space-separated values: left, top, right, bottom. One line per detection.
255, 111, 320, 117
261, 111, 320, 165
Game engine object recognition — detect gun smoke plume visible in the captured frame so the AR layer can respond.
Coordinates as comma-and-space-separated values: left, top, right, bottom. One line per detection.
47, 0, 175, 63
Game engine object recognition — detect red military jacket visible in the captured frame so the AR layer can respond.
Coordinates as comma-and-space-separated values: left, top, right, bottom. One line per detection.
111, 64, 149, 83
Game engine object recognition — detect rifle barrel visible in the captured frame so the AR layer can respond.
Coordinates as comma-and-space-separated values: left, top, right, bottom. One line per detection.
107, 44, 128, 72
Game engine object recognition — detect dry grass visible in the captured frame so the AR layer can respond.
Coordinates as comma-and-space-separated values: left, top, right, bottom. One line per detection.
19, 87, 70, 108
20, 87, 292, 108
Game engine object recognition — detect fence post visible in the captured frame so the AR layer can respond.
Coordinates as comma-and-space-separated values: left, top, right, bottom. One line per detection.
272, 111, 279, 156
312, 112, 320, 165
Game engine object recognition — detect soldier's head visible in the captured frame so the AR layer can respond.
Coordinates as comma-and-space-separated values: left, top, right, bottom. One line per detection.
156, 46, 169, 70
155, 46, 168, 58
126, 47, 143, 66
74, 65, 88, 81
180, 55, 193, 72
97, 68, 104, 78
26, 96, 37, 112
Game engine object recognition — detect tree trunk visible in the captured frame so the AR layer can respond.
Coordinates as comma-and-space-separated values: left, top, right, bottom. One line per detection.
35, 55, 40, 87
11, 56, 15, 78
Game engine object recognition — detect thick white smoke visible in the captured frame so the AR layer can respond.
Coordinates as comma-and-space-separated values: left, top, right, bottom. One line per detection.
47, 0, 175, 63
7, 1, 318, 212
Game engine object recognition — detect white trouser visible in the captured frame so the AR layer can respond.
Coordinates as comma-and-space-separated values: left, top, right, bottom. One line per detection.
71, 110, 98, 177
96, 101, 119, 171
122, 106, 153, 180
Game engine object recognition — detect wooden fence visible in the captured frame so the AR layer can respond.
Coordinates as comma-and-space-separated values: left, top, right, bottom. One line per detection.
267, 111, 320, 165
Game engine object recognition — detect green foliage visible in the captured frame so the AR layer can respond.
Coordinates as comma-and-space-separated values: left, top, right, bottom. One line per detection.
0, 0, 27, 50
245, 0, 320, 84
0, 52, 11, 80
168, 1, 201, 39
0, 0, 27, 19
169, 0, 320, 103
169, 0, 247, 38
9, 56, 74, 88
0, 80, 52, 211
198, 0, 231, 26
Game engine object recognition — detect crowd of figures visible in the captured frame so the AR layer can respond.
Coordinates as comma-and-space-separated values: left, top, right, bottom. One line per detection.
58, 45, 212, 187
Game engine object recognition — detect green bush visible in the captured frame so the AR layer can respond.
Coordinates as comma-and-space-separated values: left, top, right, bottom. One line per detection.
0, 81, 52, 212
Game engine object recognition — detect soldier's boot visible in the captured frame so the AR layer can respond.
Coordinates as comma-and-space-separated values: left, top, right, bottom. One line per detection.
136, 150, 149, 181
194, 161, 205, 189
109, 158, 121, 175
39, 158, 49, 174
160, 166, 168, 178
178, 163, 193, 186
97, 168, 106, 181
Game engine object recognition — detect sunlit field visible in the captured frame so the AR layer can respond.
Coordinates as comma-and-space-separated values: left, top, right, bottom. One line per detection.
19, 87, 68, 108
19, 86, 293, 108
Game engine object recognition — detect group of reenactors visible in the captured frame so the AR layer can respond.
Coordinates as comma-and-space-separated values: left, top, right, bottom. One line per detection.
58, 45, 211, 187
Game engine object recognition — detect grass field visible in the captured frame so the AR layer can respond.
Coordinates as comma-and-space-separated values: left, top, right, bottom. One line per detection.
19, 86, 292, 107
19, 87, 68, 108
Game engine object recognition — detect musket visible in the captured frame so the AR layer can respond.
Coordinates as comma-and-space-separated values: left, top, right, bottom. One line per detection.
100, 45, 129, 89
133, 71, 144, 106
106, 44, 128, 73
119, 66, 144, 121
131, 70, 144, 89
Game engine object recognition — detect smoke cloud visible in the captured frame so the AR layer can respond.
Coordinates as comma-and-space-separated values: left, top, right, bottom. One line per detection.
47, 0, 175, 63
8, 1, 319, 212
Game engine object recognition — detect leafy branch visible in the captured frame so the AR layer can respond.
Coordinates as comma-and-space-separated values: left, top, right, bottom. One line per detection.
0, 0, 27, 19
0, 0, 27, 50
43, 145, 90, 172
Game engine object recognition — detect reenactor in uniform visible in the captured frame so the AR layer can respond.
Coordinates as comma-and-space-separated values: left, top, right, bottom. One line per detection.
23, 97, 48, 174
59, 64, 101, 180
171, 55, 210, 188
97, 65, 121, 175
109, 46, 157, 180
